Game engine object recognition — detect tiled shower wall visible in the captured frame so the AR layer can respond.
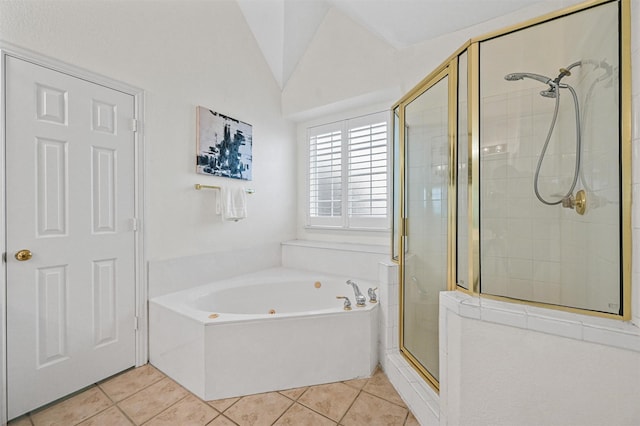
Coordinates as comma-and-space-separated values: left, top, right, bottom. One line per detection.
480, 3, 621, 313
481, 77, 620, 311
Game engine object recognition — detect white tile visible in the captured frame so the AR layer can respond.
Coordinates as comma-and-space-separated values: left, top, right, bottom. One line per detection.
481, 306, 527, 328
633, 185, 640, 228
378, 262, 398, 285
482, 274, 508, 296
411, 380, 437, 405
532, 280, 561, 305
397, 365, 419, 384
409, 398, 440, 426
633, 93, 640, 142
385, 326, 395, 349
479, 300, 528, 328
508, 258, 533, 280
458, 299, 481, 320
439, 291, 462, 315
391, 326, 399, 350
633, 270, 640, 327
149, 244, 282, 298
582, 325, 640, 352
527, 314, 583, 340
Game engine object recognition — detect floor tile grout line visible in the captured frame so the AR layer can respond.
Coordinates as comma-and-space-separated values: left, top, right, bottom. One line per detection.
279, 401, 339, 425
402, 410, 411, 426
28, 384, 114, 426
115, 404, 138, 426
294, 390, 349, 424
359, 387, 409, 409
277, 386, 308, 402
27, 383, 103, 420
212, 394, 243, 415
267, 398, 295, 425
135, 393, 192, 426
207, 413, 239, 426
337, 388, 362, 425
70, 401, 116, 426
98, 367, 167, 405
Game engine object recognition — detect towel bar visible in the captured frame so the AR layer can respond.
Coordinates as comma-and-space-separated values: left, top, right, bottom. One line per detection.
194, 184, 255, 194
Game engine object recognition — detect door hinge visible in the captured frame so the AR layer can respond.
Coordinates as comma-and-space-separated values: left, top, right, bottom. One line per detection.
134, 316, 139, 331
130, 218, 139, 232
130, 118, 138, 132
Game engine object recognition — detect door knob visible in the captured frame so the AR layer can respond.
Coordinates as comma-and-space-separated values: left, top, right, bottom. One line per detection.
15, 249, 32, 261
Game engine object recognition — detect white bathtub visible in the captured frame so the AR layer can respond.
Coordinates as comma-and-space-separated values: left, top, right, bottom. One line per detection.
149, 267, 379, 400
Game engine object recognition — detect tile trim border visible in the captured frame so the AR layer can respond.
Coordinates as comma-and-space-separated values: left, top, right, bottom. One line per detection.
440, 291, 640, 353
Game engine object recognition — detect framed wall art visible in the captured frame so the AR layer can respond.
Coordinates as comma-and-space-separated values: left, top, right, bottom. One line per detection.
196, 106, 252, 180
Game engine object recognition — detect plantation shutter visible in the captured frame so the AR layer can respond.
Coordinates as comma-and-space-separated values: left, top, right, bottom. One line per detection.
307, 111, 390, 229
308, 123, 343, 226
347, 113, 389, 229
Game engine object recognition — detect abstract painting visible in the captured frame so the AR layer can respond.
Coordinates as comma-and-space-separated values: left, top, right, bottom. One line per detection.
196, 106, 252, 180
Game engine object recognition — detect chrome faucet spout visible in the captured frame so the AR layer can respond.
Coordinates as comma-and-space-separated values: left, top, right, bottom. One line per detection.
346, 280, 366, 307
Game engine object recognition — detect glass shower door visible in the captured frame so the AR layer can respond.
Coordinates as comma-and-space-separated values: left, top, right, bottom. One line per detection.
401, 72, 449, 386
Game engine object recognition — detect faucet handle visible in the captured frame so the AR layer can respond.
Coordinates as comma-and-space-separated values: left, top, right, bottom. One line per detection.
336, 296, 352, 311
368, 287, 378, 303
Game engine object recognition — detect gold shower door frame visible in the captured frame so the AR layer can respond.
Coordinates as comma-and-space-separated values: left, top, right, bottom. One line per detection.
393, 0, 632, 390
395, 58, 461, 390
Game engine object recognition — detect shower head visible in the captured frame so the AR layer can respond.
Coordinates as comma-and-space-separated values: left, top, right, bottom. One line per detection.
540, 89, 557, 98
504, 72, 552, 85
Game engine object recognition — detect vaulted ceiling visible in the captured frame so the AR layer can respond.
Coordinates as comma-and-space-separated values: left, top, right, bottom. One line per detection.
237, 0, 567, 89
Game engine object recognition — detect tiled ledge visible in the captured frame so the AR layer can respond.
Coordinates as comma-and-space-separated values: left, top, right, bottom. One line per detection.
384, 352, 439, 426
281, 239, 389, 254
441, 291, 640, 353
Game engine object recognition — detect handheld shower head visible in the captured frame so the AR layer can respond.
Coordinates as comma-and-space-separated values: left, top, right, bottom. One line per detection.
504, 72, 552, 84
540, 88, 557, 98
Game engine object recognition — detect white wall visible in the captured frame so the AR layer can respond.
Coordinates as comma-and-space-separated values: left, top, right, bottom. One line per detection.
0, 0, 297, 262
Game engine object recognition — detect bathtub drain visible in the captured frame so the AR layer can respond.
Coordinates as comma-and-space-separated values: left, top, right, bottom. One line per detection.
268, 309, 276, 315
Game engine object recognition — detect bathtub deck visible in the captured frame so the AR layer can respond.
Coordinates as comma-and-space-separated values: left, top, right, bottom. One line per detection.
9, 363, 420, 425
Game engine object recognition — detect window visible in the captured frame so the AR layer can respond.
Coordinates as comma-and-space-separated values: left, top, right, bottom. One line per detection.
308, 111, 390, 230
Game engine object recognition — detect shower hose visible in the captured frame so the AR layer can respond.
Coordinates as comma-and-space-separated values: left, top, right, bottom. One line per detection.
533, 83, 582, 205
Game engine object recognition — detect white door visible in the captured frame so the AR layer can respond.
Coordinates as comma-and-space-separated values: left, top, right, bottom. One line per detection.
5, 56, 137, 419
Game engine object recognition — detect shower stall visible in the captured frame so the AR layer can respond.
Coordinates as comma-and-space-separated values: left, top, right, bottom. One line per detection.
479, 1, 622, 313
393, 0, 631, 389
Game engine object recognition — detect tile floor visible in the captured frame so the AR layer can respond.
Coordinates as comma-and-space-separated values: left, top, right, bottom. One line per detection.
9, 364, 419, 426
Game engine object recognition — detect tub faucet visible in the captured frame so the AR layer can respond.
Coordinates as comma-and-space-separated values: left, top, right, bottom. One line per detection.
346, 280, 366, 307
336, 296, 352, 311
368, 287, 378, 303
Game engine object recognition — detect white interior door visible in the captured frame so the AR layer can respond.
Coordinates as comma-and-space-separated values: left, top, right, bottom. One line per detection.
5, 56, 137, 420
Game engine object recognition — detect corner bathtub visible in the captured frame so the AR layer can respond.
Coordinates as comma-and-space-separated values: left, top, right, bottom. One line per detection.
149, 267, 379, 400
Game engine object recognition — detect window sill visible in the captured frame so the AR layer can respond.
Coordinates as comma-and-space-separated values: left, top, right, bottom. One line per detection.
304, 225, 391, 233
441, 291, 640, 353
282, 239, 389, 255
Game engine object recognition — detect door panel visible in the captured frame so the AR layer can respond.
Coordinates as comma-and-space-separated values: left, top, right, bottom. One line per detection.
6, 56, 137, 419
401, 73, 450, 386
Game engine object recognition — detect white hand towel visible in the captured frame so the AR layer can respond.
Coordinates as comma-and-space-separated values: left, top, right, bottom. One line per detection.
222, 187, 247, 221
